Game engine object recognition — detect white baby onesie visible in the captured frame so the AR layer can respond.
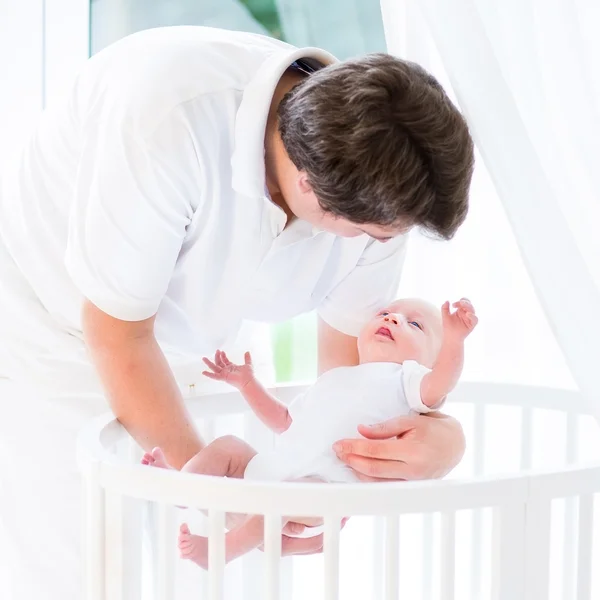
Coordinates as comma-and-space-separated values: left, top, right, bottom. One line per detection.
244, 360, 433, 484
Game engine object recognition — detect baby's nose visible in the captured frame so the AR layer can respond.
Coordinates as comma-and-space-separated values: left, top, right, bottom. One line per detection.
384, 315, 399, 326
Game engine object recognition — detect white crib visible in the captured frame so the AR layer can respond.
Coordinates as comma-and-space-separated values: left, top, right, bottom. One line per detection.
77, 382, 600, 600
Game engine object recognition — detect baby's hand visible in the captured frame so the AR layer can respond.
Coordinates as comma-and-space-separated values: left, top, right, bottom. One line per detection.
202, 350, 254, 390
442, 298, 478, 341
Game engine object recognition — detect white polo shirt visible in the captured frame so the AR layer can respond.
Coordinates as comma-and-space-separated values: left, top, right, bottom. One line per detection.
0, 26, 407, 395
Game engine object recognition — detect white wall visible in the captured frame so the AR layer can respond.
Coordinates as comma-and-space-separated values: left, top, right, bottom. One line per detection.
0, 0, 89, 169
0, 1, 45, 168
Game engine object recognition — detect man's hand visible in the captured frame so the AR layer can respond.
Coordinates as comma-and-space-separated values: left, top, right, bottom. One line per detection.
262, 518, 349, 556
333, 412, 466, 481
202, 350, 254, 390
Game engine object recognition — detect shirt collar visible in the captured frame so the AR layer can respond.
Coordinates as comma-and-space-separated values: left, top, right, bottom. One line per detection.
231, 46, 338, 202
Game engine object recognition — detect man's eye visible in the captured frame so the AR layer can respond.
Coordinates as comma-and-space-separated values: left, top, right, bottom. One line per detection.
409, 321, 423, 330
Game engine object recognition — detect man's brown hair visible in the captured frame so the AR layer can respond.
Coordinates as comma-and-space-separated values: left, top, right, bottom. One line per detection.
278, 54, 475, 240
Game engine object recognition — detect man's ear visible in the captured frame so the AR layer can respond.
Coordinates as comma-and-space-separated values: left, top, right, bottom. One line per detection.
297, 172, 313, 194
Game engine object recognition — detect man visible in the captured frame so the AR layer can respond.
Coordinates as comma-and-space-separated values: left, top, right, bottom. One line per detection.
0, 26, 473, 599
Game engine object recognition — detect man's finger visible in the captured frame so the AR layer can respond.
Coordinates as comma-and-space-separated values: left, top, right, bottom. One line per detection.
333, 438, 401, 460
340, 454, 410, 480
281, 533, 324, 556
353, 472, 407, 483
358, 416, 418, 440
282, 522, 305, 535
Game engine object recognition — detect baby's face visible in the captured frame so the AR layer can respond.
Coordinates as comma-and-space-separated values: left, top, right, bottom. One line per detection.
357, 298, 443, 368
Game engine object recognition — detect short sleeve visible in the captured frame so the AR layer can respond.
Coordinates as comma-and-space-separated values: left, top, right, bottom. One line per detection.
401, 360, 445, 413
317, 234, 408, 336
65, 106, 201, 321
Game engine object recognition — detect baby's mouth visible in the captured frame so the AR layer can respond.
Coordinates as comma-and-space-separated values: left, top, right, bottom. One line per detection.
376, 327, 394, 340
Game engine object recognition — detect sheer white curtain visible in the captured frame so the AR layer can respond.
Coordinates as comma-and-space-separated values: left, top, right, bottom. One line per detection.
395, 0, 600, 421
381, 0, 600, 413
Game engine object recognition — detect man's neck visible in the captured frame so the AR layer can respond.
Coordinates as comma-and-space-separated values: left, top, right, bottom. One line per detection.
264, 69, 307, 198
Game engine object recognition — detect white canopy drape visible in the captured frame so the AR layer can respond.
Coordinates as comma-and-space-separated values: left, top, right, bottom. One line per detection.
382, 0, 600, 423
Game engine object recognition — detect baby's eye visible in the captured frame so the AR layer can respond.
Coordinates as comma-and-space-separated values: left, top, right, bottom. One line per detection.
409, 321, 423, 330
380, 311, 389, 316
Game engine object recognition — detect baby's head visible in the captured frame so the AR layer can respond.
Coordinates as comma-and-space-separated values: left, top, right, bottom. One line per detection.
358, 298, 443, 368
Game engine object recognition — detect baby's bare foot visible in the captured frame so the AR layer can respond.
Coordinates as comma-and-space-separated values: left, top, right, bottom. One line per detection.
141, 447, 170, 469
178, 523, 209, 570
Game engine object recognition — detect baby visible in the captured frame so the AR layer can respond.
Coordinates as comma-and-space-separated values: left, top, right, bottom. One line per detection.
142, 297, 477, 568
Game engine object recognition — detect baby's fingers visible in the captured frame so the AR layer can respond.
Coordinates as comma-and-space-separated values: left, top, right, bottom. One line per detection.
216, 350, 231, 367
466, 313, 479, 328
202, 371, 222, 380
215, 350, 227, 368
453, 298, 474, 312
441, 301, 451, 319
202, 357, 220, 372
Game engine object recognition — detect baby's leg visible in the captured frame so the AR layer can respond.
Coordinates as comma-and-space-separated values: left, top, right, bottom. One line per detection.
179, 513, 275, 569
142, 435, 257, 479
181, 435, 257, 479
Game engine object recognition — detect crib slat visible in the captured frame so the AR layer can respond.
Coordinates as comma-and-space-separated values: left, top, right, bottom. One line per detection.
155, 503, 175, 600
208, 510, 226, 600
524, 498, 551, 600
385, 515, 399, 600
563, 414, 579, 600
324, 517, 340, 600
471, 403, 487, 600
372, 517, 385, 600
101, 438, 143, 600
491, 503, 526, 600
577, 494, 594, 600
519, 407, 533, 470
562, 497, 577, 599
242, 413, 276, 598
202, 417, 216, 445
84, 460, 105, 600
440, 512, 456, 600
264, 514, 282, 600
422, 513, 434, 600
104, 491, 142, 600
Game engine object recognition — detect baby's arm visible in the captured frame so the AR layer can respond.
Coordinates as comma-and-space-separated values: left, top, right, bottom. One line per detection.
420, 299, 478, 408
203, 351, 292, 433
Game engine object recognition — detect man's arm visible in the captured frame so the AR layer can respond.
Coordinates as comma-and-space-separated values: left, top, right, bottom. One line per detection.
82, 299, 203, 470
317, 317, 359, 374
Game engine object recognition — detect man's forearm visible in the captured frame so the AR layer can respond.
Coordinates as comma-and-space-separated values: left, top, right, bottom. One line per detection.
88, 334, 204, 469
317, 317, 359, 374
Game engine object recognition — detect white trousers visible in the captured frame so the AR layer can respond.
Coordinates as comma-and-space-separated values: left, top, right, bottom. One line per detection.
0, 380, 108, 599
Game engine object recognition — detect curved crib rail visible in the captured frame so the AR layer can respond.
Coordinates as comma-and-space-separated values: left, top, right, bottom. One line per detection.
77, 382, 600, 600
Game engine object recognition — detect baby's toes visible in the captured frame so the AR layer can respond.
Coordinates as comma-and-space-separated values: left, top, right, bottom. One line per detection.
141, 453, 154, 466
178, 541, 193, 557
